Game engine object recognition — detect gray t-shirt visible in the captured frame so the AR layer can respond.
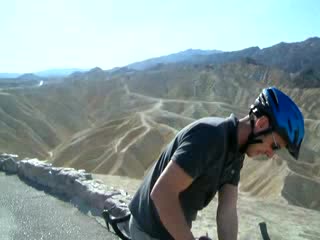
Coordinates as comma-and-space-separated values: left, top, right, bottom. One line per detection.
129, 114, 244, 240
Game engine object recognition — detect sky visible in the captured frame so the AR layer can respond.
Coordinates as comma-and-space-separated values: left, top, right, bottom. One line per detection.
1, 0, 320, 73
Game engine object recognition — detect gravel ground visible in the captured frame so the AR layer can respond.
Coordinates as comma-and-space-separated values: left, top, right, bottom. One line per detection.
0, 172, 117, 240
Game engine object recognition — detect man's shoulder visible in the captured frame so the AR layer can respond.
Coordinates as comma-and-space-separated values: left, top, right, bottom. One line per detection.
196, 116, 225, 125
181, 116, 227, 133
174, 116, 229, 151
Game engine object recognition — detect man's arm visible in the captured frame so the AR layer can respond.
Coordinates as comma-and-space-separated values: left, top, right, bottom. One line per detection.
150, 160, 195, 240
216, 184, 238, 240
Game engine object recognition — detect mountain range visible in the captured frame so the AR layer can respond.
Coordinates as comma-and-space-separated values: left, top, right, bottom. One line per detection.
2, 36, 320, 78
127, 37, 320, 73
0, 68, 89, 78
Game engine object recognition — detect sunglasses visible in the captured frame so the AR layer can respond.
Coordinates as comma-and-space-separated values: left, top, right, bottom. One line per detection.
271, 132, 281, 151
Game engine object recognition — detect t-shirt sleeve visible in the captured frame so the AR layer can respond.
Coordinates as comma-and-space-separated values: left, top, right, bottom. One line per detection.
226, 171, 240, 186
221, 155, 244, 187
171, 127, 213, 179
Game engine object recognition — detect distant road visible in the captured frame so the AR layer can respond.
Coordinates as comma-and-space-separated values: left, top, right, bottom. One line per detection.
0, 172, 117, 240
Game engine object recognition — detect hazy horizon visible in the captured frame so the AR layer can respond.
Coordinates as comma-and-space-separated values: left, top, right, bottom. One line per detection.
1, 0, 319, 73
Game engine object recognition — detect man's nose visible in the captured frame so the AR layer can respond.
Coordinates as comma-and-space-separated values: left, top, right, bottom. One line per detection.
266, 149, 274, 158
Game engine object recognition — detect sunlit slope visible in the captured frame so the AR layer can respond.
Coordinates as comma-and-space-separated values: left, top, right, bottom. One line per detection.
0, 91, 60, 158
51, 79, 249, 177
52, 113, 176, 178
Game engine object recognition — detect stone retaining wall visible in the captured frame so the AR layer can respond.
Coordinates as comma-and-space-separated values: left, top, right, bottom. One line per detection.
0, 153, 131, 232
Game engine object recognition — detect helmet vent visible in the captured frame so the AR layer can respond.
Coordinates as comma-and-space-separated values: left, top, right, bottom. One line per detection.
259, 96, 265, 106
293, 130, 299, 145
269, 89, 279, 109
288, 119, 292, 132
261, 94, 267, 104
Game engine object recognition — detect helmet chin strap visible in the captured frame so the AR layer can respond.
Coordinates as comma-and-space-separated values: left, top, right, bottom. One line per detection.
240, 110, 273, 154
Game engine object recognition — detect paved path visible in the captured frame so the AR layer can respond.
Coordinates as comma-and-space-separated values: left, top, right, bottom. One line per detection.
0, 172, 117, 240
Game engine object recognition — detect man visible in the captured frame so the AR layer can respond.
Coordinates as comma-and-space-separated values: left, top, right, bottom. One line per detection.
128, 87, 304, 240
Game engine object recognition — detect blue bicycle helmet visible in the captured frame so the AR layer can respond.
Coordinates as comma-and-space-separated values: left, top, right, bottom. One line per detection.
250, 87, 304, 160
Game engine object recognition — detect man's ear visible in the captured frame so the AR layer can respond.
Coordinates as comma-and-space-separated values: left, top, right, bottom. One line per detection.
255, 116, 270, 131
